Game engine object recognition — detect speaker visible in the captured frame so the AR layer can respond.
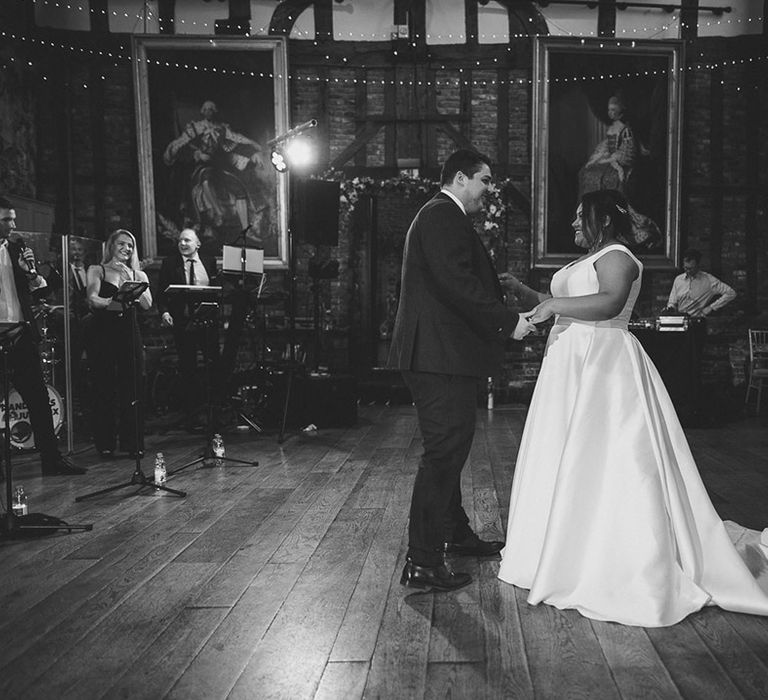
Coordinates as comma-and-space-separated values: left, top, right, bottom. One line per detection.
292, 179, 340, 246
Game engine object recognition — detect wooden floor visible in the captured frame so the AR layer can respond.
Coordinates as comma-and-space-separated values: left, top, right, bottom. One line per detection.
1, 404, 768, 700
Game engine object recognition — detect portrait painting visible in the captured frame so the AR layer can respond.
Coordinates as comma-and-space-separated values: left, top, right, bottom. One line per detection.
133, 36, 290, 268
532, 37, 683, 269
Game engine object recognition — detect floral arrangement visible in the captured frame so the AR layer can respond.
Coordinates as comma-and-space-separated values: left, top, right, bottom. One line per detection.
322, 170, 513, 237
482, 182, 508, 236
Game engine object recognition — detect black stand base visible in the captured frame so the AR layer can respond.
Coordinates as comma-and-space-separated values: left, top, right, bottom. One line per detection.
167, 445, 258, 478
74, 463, 186, 502
1, 512, 93, 539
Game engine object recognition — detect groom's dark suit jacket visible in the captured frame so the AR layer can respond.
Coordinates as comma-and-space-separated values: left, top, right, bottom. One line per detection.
388, 192, 519, 378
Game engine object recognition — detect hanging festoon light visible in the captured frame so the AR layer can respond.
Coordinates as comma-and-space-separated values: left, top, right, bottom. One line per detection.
268, 119, 318, 173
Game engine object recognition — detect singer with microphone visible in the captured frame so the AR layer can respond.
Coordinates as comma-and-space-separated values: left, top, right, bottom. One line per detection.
0, 195, 85, 478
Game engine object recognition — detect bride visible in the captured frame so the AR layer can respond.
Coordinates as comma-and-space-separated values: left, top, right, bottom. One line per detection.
497, 188, 768, 627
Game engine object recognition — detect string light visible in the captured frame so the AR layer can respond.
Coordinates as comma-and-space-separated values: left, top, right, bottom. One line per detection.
3, 10, 765, 90
3, 27, 766, 89
30, 0, 764, 41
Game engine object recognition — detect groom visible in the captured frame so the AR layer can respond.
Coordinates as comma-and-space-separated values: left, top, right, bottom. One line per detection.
389, 149, 534, 592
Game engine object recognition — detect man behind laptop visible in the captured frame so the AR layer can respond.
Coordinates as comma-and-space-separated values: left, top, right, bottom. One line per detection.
664, 248, 736, 318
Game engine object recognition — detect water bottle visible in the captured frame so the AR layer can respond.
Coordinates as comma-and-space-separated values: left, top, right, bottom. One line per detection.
12, 486, 28, 516
486, 377, 495, 410
212, 433, 225, 467
154, 452, 167, 486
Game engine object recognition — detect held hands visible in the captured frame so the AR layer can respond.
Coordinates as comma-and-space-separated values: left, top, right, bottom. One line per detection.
525, 299, 557, 325
512, 313, 536, 340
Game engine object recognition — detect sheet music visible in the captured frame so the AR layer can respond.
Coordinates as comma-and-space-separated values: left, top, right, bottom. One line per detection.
222, 245, 264, 274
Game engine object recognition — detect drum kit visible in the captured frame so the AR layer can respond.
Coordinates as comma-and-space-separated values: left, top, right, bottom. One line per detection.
0, 302, 64, 451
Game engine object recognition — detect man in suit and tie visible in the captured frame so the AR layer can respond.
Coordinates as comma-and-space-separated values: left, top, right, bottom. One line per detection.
0, 195, 85, 477
158, 228, 219, 431
67, 238, 90, 316
388, 150, 534, 592
65, 237, 93, 395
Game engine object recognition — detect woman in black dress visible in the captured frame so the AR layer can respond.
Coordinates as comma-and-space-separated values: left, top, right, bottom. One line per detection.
86, 229, 152, 458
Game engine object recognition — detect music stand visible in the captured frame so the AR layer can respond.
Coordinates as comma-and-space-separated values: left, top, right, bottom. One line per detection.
0, 322, 93, 537
76, 282, 186, 501
220, 238, 275, 434
164, 289, 258, 477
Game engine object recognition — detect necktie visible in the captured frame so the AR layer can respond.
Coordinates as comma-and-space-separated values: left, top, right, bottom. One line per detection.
188, 258, 197, 286
74, 267, 84, 290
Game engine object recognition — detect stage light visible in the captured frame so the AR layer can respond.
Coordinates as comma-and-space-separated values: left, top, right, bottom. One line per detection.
284, 138, 314, 169
271, 148, 288, 172
270, 136, 315, 173
268, 119, 318, 172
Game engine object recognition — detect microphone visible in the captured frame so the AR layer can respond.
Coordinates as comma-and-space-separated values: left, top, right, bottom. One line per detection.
16, 237, 37, 276
267, 119, 318, 147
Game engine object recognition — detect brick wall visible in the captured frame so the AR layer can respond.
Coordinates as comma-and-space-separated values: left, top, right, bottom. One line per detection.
1, 32, 765, 405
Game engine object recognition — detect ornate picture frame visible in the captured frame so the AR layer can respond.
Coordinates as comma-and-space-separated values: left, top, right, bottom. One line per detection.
532, 37, 684, 269
132, 36, 290, 268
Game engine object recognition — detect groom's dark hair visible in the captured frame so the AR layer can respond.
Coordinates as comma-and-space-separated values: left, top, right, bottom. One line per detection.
440, 149, 492, 187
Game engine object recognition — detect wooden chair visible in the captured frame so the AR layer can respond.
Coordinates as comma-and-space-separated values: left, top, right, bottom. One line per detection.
745, 329, 768, 413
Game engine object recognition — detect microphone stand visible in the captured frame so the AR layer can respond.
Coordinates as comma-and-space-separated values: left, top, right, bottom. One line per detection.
0, 322, 93, 538
166, 298, 258, 476
75, 284, 186, 501
277, 222, 309, 444
219, 226, 253, 392
219, 228, 273, 434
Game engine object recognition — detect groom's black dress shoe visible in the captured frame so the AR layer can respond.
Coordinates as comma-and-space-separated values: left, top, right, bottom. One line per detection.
400, 559, 472, 592
443, 537, 504, 558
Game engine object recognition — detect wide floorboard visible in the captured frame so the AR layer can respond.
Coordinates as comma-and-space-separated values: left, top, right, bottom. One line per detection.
1, 405, 767, 699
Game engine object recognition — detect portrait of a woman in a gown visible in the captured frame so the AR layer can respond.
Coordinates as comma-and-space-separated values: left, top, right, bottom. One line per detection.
578, 94, 662, 251
534, 40, 683, 269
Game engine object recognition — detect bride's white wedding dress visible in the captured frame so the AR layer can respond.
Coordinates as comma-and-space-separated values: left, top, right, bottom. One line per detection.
498, 244, 768, 627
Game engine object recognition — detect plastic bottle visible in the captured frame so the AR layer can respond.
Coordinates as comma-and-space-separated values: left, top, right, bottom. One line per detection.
212, 434, 225, 467
154, 452, 167, 486
12, 486, 28, 516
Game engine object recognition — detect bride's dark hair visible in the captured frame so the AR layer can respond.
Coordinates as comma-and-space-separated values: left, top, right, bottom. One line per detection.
580, 189, 632, 249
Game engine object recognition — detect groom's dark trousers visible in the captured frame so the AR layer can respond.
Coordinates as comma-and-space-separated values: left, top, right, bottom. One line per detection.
388, 192, 520, 568
402, 371, 478, 566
